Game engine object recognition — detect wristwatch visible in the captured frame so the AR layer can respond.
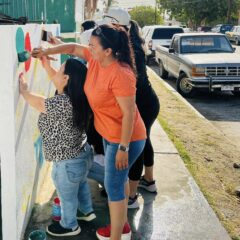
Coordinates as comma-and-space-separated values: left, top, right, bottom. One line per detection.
118, 144, 129, 152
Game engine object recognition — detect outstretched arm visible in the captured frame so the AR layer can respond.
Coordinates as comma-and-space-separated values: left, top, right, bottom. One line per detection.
41, 56, 57, 80
19, 73, 46, 113
32, 43, 88, 61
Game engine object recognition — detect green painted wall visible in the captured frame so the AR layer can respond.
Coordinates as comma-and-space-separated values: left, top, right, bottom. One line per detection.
0, 0, 42, 21
46, 0, 75, 32
0, 0, 76, 32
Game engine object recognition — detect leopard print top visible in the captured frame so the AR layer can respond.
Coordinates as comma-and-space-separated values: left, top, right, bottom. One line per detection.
38, 93, 86, 162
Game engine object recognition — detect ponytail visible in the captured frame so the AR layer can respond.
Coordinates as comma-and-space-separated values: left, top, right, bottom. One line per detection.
116, 29, 135, 71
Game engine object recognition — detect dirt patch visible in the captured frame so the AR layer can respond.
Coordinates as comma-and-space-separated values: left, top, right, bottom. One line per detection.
148, 68, 240, 239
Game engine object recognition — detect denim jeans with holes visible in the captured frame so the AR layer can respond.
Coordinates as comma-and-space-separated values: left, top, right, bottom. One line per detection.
51, 143, 94, 229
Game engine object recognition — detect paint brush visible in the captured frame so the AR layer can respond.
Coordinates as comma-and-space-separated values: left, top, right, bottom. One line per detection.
18, 51, 31, 63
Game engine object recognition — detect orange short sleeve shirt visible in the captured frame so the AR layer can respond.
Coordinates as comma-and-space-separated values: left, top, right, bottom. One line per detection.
83, 47, 146, 143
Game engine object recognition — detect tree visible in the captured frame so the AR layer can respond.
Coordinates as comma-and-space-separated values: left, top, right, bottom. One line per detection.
84, 0, 98, 19
158, 0, 240, 29
107, 0, 118, 7
129, 6, 164, 27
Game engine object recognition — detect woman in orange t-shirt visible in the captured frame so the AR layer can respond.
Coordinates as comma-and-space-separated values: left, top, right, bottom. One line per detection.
32, 24, 146, 240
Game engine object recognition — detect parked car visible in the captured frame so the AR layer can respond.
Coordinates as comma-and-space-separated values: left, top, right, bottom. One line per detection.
155, 33, 240, 97
225, 26, 238, 41
197, 26, 212, 32
142, 25, 184, 63
211, 24, 233, 34
183, 27, 192, 33
225, 25, 240, 45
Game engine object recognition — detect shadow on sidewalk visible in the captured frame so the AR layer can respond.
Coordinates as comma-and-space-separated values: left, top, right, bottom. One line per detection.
24, 181, 157, 240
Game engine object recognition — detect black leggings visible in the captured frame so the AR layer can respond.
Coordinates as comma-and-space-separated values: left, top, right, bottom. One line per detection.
128, 89, 160, 181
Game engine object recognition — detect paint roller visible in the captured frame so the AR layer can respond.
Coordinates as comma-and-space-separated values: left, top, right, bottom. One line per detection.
18, 50, 31, 63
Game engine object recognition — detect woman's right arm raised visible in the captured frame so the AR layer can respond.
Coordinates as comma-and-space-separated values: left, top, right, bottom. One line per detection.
31, 43, 87, 60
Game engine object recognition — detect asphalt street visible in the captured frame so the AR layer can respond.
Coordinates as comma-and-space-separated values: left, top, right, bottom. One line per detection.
150, 43, 240, 149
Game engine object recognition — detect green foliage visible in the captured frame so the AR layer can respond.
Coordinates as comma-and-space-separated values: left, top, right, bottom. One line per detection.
107, 0, 118, 7
158, 0, 240, 29
129, 6, 164, 27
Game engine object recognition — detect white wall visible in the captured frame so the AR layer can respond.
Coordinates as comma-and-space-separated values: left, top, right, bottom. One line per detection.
0, 24, 60, 240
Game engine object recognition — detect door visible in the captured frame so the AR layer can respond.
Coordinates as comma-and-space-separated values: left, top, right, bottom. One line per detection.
168, 36, 181, 77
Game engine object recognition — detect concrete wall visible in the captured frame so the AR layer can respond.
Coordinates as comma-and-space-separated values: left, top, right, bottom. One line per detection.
0, 24, 61, 240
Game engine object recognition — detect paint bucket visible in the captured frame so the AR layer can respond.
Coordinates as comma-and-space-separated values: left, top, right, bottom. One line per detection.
28, 230, 46, 240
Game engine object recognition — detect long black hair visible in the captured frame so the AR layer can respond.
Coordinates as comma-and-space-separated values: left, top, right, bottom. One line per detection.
129, 20, 149, 85
129, 20, 145, 47
63, 58, 91, 133
92, 24, 135, 71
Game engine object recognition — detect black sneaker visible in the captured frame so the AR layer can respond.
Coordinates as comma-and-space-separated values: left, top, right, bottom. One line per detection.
46, 221, 81, 237
138, 176, 157, 193
77, 210, 96, 221
128, 194, 139, 209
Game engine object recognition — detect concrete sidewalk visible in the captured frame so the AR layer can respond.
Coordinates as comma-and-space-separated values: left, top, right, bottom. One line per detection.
24, 120, 231, 240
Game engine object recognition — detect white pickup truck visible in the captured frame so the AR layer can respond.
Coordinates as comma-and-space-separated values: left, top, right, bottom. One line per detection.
155, 33, 240, 97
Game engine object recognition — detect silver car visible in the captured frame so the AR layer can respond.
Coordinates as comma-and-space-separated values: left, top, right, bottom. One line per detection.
226, 25, 240, 45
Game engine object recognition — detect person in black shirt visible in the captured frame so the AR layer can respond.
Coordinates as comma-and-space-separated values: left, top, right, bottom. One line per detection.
128, 20, 160, 208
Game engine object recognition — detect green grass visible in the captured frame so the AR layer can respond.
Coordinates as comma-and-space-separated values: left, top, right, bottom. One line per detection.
158, 115, 191, 166
157, 114, 240, 240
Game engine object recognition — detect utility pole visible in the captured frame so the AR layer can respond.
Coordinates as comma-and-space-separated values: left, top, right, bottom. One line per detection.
238, 10, 240, 25
155, 0, 157, 24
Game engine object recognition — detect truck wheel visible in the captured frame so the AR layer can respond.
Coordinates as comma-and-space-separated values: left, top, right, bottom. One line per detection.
176, 73, 195, 98
159, 60, 168, 79
232, 90, 240, 97
236, 38, 239, 45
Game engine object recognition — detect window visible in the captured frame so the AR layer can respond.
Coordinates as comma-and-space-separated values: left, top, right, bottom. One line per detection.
181, 36, 233, 54
152, 28, 184, 39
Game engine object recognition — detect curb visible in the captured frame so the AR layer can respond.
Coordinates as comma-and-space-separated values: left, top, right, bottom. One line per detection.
147, 66, 237, 146
147, 66, 205, 119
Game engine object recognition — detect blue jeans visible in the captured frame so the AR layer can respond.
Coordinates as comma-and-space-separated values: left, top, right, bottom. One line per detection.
88, 161, 105, 186
51, 143, 94, 229
103, 139, 146, 201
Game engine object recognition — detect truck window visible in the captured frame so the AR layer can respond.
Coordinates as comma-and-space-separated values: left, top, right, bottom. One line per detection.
181, 36, 233, 53
152, 28, 184, 39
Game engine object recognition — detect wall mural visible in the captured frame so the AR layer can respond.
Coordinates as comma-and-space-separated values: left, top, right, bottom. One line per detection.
0, 24, 60, 240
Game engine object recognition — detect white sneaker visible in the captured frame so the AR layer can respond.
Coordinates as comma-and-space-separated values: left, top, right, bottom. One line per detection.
128, 195, 139, 209
138, 176, 157, 193
77, 211, 96, 221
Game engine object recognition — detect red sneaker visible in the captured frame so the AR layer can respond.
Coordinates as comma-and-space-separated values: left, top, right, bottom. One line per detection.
96, 222, 131, 240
